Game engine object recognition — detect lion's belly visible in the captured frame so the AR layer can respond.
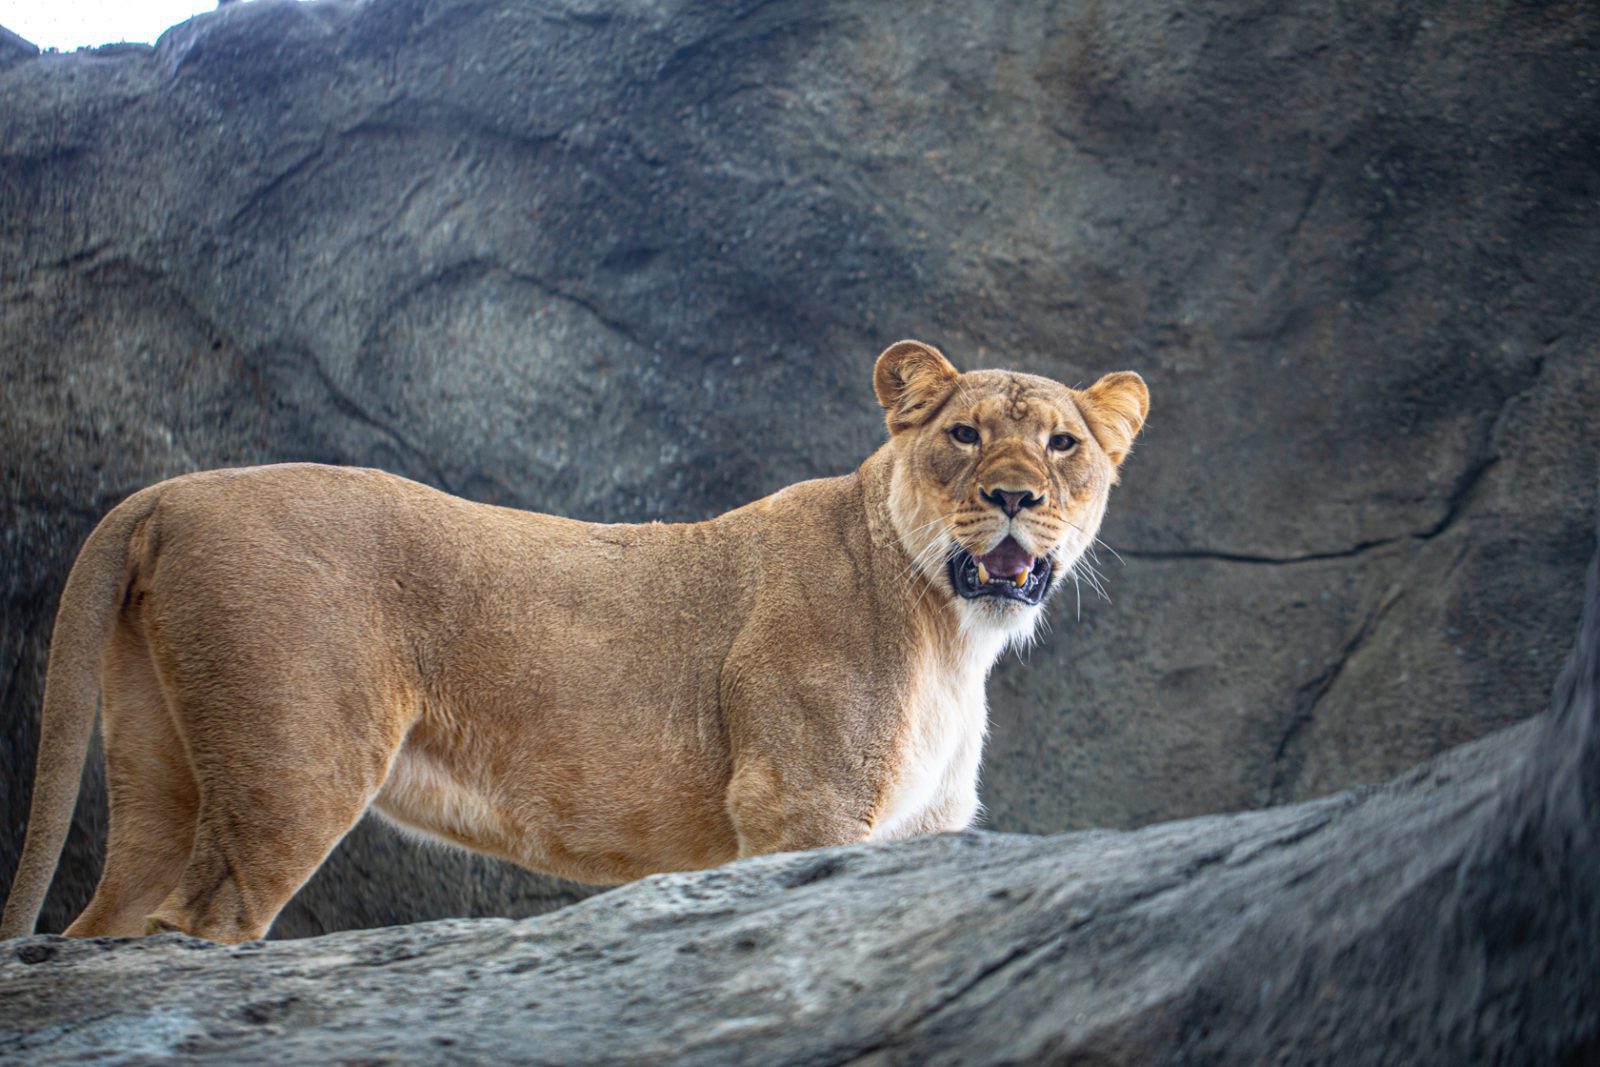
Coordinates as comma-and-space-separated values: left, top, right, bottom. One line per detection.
869, 673, 988, 840
373, 725, 740, 885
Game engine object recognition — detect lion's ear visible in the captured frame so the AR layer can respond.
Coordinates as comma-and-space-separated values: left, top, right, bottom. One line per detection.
874, 340, 960, 435
1077, 371, 1150, 469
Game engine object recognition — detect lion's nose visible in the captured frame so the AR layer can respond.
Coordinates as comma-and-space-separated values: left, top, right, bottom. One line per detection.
981, 487, 1045, 517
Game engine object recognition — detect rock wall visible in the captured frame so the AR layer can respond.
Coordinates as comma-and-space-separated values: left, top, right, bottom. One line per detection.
1, 0, 1597, 936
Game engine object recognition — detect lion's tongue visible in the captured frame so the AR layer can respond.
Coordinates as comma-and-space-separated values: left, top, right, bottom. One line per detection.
978, 537, 1034, 579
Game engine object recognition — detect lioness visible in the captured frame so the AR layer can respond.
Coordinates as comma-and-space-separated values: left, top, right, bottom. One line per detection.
1, 341, 1147, 944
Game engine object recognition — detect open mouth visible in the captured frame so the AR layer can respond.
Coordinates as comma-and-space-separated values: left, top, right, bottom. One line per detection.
947, 536, 1054, 606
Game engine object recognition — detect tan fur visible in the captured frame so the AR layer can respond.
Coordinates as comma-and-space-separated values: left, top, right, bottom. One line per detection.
0, 342, 1147, 943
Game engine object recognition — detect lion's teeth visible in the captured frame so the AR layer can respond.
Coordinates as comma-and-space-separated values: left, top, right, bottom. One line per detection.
1015, 569, 1030, 587
976, 561, 990, 584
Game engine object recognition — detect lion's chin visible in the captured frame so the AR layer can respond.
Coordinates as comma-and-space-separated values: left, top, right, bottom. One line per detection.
947, 536, 1054, 606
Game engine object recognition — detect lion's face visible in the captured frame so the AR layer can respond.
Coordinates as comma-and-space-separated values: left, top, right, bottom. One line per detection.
874, 341, 1148, 634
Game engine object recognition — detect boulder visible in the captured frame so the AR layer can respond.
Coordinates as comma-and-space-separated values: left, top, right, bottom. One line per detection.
1, 0, 1596, 935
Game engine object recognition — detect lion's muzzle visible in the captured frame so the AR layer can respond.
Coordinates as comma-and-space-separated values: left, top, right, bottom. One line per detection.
947, 536, 1054, 606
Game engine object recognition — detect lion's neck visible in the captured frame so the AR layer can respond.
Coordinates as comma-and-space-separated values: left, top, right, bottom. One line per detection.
857, 444, 905, 552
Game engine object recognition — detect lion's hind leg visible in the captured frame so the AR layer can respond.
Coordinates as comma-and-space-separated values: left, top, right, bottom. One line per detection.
65, 623, 198, 938
141, 655, 412, 944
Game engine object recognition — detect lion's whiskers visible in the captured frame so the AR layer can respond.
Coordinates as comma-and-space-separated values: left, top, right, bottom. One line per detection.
1062, 518, 1125, 568
896, 521, 957, 587
907, 541, 961, 617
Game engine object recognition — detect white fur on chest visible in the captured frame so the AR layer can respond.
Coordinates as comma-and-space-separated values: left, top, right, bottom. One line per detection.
871, 615, 1018, 839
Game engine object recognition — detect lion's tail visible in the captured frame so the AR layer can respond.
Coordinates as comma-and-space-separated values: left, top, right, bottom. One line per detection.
1, 485, 163, 940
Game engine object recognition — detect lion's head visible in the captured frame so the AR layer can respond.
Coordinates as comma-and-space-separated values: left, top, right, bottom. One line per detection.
873, 340, 1149, 637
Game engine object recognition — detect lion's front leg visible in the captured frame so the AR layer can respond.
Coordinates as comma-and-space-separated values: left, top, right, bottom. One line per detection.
725, 752, 878, 858
719, 618, 910, 859
898, 785, 981, 839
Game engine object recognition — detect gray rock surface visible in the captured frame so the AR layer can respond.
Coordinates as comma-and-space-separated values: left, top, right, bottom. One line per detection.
3, 536, 1596, 1065
0, 25, 36, 68
2, 0, 1597, 936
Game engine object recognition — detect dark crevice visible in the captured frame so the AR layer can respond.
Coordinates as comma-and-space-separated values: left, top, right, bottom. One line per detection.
1411, 452, 1498, 542
1224, 808, 1341, 865
830, 849, 1246, 1065
227, 143, 327, 226
0, 1008, 118, 1052
827, 939, 1047, 1065
1268, 587, 1403, 804
1286, 173, 1325, 241
653, 0, 807, 85
1538, 294, 1599, 349
298, 349, 457, 495
38, 242, 115, 274
337, 102, 563, 159
502, 267, 659, 359
1125, 352, 1547, 567
1120, 538, 1400, 566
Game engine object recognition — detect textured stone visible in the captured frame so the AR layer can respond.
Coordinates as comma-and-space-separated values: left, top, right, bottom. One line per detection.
2, 546, 1596, 1064
0, 25, 36, 68
1, 0, 1597, 936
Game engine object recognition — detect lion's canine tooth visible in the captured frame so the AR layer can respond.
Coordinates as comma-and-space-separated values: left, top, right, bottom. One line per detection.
976, 561, 990, 585
1015, 569, 1030, 587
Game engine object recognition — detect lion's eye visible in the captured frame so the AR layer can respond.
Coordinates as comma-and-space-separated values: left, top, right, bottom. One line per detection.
1049, 433, 1078, 453
949, 424, 980, 445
